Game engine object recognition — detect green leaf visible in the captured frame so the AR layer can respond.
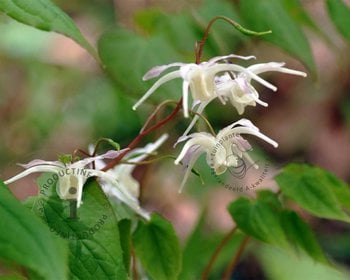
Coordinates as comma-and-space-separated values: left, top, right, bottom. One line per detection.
281, 0, 318, 31
118, 219, 132, 273
275, 164, 350, 222
258, 244, 350, 280
228, 192, 288, 248
239, 0, 315, 73
27, 174, 128, 279
135, 10, 200, 55
0, 180, 69, 280
281, 210, 327, 263
324, 172, 350, 210
134, 8, 164, 34
257, 190, 283, 211
327, 0, 350, 42
281, 0, 332, 45
58, 154, 75, 165
132, 214, 181, 280
228, 190, 327, 263
0, 0, 97, 59
98, 27, 182, 103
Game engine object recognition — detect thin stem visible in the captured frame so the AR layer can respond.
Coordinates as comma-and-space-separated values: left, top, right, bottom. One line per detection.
190, 110, 216, 136
131, 246, 139, 280
93, 139, 107, 157
201, 227, 237, 280
221, 236, 250, 280
102, 98, 183, 171
140, 99, 178, 133
93, 138, 120, 157
91, 138, 119, 169
143, 97, 182, 135
195, 15, 271, 63
72, 149, 91, 159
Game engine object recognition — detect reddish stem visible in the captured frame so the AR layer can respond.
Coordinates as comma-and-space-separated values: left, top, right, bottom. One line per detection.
102, 98, 182, 171
131, 246, 139, 280
201, 227, 237, 280
222, 236, 250, 280
195, 15, 271, 64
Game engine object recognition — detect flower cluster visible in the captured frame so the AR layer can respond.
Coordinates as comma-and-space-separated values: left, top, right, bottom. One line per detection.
4, 135, 167, 219
3, 52, 306, 216
135, 54, 306, 190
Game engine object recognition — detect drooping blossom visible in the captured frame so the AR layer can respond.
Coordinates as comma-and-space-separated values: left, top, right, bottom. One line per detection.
93, 134, 168, 219
174, 119, 278, 192
133, 54, 256, 117
182, 62, 307, 137
4, 149, 136, 209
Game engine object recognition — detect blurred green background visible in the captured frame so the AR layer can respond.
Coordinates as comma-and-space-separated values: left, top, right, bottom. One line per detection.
1, 0, 350, 279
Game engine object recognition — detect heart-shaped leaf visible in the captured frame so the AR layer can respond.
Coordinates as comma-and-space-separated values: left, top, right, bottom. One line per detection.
132, 214, 181, 280
275, 164, 350, 222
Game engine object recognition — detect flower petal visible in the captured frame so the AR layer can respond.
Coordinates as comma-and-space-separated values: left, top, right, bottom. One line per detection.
133, 70, 182, 110
216, 119, 278, 148
92, 169, 139, 205
94, 169, 150, 219
126, 133, 168, 163
230, 126, 278, 148
208, 64, 278, 92
102, 185, 150, 220
227, 118, 258, 131
178, 145, 203, 193
208, 54, 256, 65
175, 133, 215, 165
247, 62, 307, 77
5, 165, 61, 185
18, 159, 63, 169
143, 62, 185, 80
181, 99, 214, 137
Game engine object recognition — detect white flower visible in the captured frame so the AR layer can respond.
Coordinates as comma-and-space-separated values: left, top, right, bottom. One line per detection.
174, 119, 278, 192
4, 149, 137, 209
93, 134, 168, 220
133, 54, 256, 118
181, 62, 307, 137
216, 73, 268, 114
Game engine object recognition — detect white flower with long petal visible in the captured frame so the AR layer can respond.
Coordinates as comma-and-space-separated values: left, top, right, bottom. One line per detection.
218, 62, 306, 113
174, 119, 278, 192
4, 149, 137, 209
133, 54, 256, 118
93, 134, 168, 220
181, 62, 307, 137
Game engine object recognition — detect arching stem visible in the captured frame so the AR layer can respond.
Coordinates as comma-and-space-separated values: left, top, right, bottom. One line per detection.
195, 15, 271, 63
190, 110, 216, 136
222, 236, 251, 280
200, 226, 237, 280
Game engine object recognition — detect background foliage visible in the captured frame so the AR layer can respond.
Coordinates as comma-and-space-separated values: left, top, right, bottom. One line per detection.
1, 0, 350, 279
